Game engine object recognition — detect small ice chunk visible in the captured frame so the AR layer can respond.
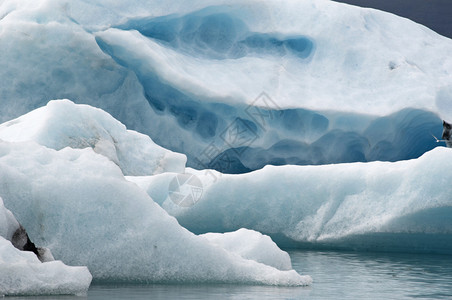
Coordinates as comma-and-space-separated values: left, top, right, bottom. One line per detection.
201, 228, 293, 271
0, 236, 92, 296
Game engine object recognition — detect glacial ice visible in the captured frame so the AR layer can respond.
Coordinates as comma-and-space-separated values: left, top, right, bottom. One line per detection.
1, 0, 451, 293
0, 237, 92, 296
0, 197, 92, 296
0, 102, 310, 286
0, 95, 449, 293
0, 0, 451, 172
200, 229, 293, 271
0, 99, 186, 176
0, 197, 19, 243
130, 147, 452, 255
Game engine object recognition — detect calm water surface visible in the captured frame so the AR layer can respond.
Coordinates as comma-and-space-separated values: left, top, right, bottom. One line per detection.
9, 250, 452, 299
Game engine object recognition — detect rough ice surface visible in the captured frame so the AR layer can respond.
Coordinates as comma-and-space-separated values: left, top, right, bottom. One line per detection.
0, 0, 451, 290
0, 237, 92, 296
0, 197, 20, 242
200, 229, 292, 271
0, 197, 54, 263
0, 99, 186, 176
0, 0, 451, 172
0, 103, 310, 286
0, 197, 92, 296
130, 147, 452, 255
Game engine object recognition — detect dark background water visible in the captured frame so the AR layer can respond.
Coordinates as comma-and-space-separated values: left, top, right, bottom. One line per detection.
333, 0, 452, 38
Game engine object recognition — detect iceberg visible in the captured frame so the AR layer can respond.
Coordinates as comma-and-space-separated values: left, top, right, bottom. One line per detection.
0, 101, 311, 286
0, 99, 186, 176
2, 0, 451, 293
200, 229, 293, 271
0, 0, 451, 172
0, 237, 92, 296
2, 100, 449, 259
130, 147, 452, 254
0, 197, 92, 296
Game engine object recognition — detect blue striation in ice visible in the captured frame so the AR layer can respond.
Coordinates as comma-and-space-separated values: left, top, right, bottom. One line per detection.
2, 0, 452, 292
0, 0, 452, 173
117, 7, 314, 60
5, 100, 450, 258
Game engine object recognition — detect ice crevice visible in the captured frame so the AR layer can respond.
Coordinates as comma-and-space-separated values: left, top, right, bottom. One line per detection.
95, 26, 442, 173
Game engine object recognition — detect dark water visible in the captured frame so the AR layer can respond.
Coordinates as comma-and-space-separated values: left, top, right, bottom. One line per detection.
292, 251, 452, 300
9, 250, 452, 299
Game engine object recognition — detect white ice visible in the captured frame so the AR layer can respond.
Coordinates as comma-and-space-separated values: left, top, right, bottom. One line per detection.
0, 0, 451, 290
0, 197, 92, 296
130, 147, 452, 254
200, 229, 293, 271
0, 237, 92, 296
0, 197, 19, 242
0, 99, 186, 176
0, 0, 451, 170
0, 101, 311, 286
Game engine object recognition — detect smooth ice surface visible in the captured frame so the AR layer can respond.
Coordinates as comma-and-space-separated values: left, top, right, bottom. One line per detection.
0, 99, 186, 176
0, 103, 310, 286
0, 198, 92, 296
0, 0, 451, 171
131, 147, 452, 254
